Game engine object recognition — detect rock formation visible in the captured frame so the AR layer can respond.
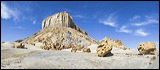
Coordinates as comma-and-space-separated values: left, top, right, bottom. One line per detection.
14, 11, 128, 53
71, 48, 77, 52
114, 39, 127, 50
100, 37, 127, 50
83, 48, 91, 52
138, 42, 156, 54
42, 11, 87, 35
21, 11, 98, 50
96, 40, 112, 57
14, 43, 25, 48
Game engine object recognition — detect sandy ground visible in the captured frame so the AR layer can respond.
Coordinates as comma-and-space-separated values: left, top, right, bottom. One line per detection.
1, 44, 159, 69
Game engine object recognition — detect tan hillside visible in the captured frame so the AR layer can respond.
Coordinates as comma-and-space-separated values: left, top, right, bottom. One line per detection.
20, 11, 98, 50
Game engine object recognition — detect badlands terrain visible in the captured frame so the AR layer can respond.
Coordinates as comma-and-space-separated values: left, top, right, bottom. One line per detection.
1, 11, 159, 69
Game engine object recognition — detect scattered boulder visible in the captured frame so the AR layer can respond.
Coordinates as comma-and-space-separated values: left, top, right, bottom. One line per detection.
83, 48, 91, 52
30, 42, 35, 46
75, 46, 84, 51
14, 43, 25, 48
138, 42, 156, 55
41, 43, 68, 50
71, 48, 77, 52
100, 37, 127, 50
96, 41, 112, 57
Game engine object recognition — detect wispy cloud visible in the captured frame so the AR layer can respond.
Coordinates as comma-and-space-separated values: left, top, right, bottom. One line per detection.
132, 15, 158, 26
73, 15, 84, 18
129, 15, 140, 21
9, 26, 24, 29
133, 19, 158, 26
134, 29, 149, 36
62, 8, 72, 12
99, 13, 117, 27
1, 2, 20, 21
116, 26, 132, 33
72, 15, 87, 19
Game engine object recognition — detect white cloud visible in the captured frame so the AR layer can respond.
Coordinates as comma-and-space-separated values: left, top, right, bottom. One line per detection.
117, 26, 132, 33
1, 2, 11, 19
129, 15, 140, 21
9, 26, 24, 29
132, 15, 158, 26
73, 15, 84, 18
32, 20, 36, 24
133, 19, 158, 26
1, 2, 20, 21
72, 15, 87, 19
99, 13, 117, 27
134, 29, 149, 36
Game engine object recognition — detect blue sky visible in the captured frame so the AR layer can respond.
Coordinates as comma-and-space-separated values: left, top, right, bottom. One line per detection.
1, 1, 159, 49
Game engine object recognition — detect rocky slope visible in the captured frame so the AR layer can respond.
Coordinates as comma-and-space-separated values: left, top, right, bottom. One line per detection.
22, 27, 97, 49
21, 11, 98, 50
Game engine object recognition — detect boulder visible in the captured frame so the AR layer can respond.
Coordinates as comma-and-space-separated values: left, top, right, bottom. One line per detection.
83, 48, 91, 52
96, 42, 112, 57
75, 46, 84, 51
14, 43, 25, 48
71, 48, 77, 52
138, 42, 156, 54
100, 37, 127, 50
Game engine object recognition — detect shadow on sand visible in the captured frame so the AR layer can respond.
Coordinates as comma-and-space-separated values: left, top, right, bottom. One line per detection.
104, 52, 114, 57
138, 53, 155, 55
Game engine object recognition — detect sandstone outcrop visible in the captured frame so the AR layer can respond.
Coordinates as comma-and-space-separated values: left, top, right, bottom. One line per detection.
71, 48, 77, 52
138, 42, 156, 54
21, 11, 97, 50
83, 48, 91, 52
14, 43, 25, 48
96, 41, 112, 57
76, 46, 84, 51
100, 37, 127, 50
42, 11, 87, 35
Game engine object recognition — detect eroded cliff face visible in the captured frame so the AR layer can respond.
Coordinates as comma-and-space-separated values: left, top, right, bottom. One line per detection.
42, 11, 87, 35
19, 11, 127, 51
21, 11, 97, 50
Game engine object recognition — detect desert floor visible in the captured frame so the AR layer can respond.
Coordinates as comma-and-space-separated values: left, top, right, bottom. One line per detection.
1, 44, 159, 69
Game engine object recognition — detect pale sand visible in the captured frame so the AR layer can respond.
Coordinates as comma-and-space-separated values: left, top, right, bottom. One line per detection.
1, 44, 159, 69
